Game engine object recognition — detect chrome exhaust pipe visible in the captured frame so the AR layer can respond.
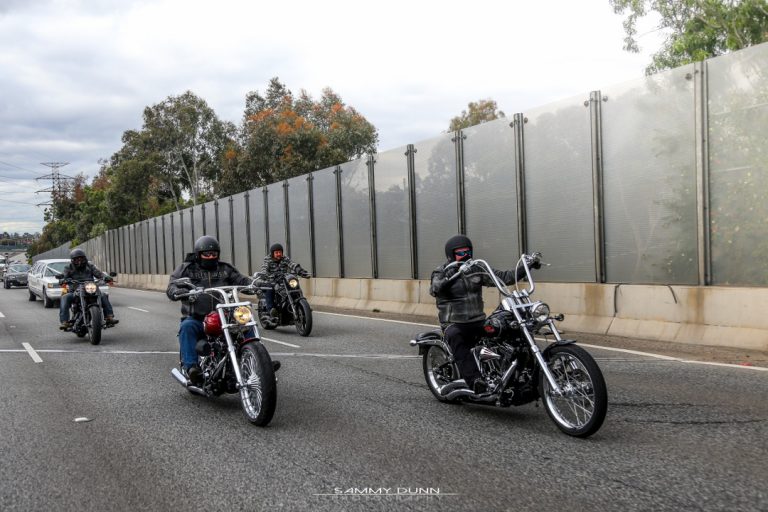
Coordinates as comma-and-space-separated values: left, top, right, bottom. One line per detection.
439, 379, 468, 395
171, 368, 207, 396
444, 388, 496, 403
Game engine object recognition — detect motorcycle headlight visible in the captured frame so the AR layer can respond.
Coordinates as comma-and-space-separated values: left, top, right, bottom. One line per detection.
233, 306, 253, 325
85, 282, 98, 294
288, 278, 299, 289
532, 303, 550, 323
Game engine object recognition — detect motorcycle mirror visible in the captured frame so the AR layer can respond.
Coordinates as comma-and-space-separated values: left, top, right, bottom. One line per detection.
109, 271, 117, 277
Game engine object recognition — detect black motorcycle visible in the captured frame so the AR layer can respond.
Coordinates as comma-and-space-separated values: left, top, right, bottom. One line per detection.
60, 275, 116, 345
170, 279, 277, 426
411, 254, 608, 438
255, 272, 313, 336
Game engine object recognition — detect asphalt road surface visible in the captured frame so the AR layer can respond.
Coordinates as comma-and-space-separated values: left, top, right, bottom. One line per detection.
1, 285, 766, 511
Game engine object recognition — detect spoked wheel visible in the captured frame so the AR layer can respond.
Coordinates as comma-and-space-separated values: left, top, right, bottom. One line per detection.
88, 306, 103, 345
294, 298, 312, 337
238, 342, 276, 426
423, 345, 461, 404
539, 345, 607, 438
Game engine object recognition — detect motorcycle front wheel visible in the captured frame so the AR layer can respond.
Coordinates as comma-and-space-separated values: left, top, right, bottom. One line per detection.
238, 342, 276, 426
539, 345, 607, 438
88, 306, 103, 345
294, 298, 312, 337
423, 345, 461, 404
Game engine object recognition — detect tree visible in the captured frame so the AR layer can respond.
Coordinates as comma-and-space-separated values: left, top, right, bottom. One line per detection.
448, 99, 505, 131
223, 77, 378, 195
611, 0, 768, 74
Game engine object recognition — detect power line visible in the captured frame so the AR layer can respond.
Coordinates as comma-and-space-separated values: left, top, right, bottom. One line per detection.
35, 162, 74, 211
0, 197, 40, 206
0, 160, 46, 176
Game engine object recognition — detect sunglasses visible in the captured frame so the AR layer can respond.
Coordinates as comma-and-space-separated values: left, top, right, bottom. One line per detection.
200, 251, 219, 258
454, 250, 472, 257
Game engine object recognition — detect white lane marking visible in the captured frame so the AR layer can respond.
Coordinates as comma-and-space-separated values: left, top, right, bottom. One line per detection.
269, 352, 418, 359
21, 343, 43, 363
315, 311, 437, 328
128, 307, 149, 313
0, 312, 5, 318
318, 311, 768, 372
260, 337, 301, 348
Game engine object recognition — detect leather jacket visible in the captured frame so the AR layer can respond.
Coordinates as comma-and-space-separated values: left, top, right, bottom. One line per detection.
60, 262, 111, 284
430, 261, 525, 326
166, 253, 252, 319
257, 255, 309, 282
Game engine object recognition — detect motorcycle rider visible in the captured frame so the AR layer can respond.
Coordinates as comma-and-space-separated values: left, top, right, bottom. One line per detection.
430, 235, 540, 394
166, 235, 260, 385
257, 243, 310, 321
59, 248, 117, 329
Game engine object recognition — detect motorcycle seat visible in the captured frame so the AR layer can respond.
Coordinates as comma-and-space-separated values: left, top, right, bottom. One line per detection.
414, 329, 443, 341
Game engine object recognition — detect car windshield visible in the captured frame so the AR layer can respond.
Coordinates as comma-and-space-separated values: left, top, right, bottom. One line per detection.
9, 264, 30, 272
45, 262, 69, 276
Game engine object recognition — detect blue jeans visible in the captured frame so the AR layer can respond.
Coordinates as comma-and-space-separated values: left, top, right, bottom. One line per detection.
178, 317, 205, 369
59, 292, 114, 323
263, 289, 275, 312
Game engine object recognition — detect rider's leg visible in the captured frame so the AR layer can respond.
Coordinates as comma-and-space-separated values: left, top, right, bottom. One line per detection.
178, 317, 205, 370
443, 321, 485, 388
59, 292, 73, 325
101, 295, 118, 324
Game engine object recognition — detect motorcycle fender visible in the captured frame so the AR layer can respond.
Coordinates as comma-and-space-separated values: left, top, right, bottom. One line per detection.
541, 339, 577, 359
409, 334, 445, 356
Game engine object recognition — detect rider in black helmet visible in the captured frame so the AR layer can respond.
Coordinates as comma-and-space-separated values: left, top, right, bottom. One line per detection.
59, 248, 117, 329
166, 235, 260, 384
257, 242, 310, 321
430, 235, 539, 394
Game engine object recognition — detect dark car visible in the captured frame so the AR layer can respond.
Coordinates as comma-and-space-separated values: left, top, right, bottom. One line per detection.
4, 263, 31, 289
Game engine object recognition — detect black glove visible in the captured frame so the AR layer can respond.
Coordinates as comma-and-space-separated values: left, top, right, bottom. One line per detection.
300, 270, 311, 279
526, 253, 542, 269
443, 265, 459, 279
104, 275, 114, 283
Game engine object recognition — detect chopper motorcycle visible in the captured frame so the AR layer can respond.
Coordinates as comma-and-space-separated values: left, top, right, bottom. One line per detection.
254, 271, 313, 336
170, 279, 277, 426
60, 275, 117, 345
410, 253, 607, 438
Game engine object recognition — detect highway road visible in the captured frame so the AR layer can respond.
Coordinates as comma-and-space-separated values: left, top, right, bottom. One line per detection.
1, 285, 766, 511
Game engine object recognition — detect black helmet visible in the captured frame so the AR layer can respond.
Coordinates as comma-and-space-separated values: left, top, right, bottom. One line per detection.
70, 248, 87, 270
194, 236, 220, 269
444, 235, 473, 261
269, 243, 284, 260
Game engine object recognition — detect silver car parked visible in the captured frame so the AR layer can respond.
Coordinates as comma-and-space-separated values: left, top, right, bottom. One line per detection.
3, 263, 31, 288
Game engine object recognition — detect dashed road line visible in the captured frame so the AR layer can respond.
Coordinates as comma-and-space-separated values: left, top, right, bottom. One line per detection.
128, 307, 149, 313
21, 343, 43, 363
261, 337, 301, 348
0, 311, 5, 318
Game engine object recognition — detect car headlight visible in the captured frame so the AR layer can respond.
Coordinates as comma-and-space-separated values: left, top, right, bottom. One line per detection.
233, 306, 253, 325
47, 282, 58, 289
85, 282, 98, 294
288, 278, 299, 289
532, 303, 550, 323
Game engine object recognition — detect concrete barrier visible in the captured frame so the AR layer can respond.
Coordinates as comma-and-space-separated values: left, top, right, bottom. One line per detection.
115, 274, 768, 352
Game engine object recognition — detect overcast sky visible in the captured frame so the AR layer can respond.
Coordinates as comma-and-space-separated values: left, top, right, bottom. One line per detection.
0, 0, 664, 234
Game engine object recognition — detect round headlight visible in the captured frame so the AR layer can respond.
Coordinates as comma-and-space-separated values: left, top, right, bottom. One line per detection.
85, 282, 98, 294
288, 278, 299, 289
233, 306, 253, 325
532, 303, 550, 323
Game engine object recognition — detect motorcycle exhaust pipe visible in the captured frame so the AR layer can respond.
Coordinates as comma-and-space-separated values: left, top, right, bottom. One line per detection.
171, 368, 207, 397
443, 388, 496, 403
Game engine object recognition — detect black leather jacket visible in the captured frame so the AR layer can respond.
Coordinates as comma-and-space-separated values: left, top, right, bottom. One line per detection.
430, 261, 525, 326
258, 255, 309, 281
60, 262, 110, 284
166, 254, 252, 319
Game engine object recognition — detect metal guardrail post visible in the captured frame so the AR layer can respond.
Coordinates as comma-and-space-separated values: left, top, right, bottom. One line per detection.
244, 191, 252, 275
367, 154, 378, 279
263, 187, 270, 254
153, 218, 159, 274
334, 166, 345, 278
214, 200, 220, 242
229, 196, 235, 266
512, 113, 528, 255
588, 91, 606, 283
179, 210, 185, 260
283, 180, 291, 256
453, 130, 467, 234
694, 61, 712, 286
307, 174, 316, 277
161, 216, 167, 274
406, 144, 418, 279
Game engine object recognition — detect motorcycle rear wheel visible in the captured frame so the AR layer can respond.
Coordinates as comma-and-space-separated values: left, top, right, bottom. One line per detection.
88, 306, 103, 345
294, 298, 312, 337
539, 345, 607, 438
423, 345, 461, 404
238, 342, 276, 426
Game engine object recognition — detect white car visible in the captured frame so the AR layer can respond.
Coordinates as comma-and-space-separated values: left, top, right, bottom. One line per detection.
27, 259, 110, 308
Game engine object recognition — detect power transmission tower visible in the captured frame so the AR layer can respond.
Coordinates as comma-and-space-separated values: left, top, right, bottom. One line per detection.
35, 162, 74, 218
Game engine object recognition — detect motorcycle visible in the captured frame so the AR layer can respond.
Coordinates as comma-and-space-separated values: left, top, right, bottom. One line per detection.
254, 272, 313, 337
410, 253, 608, 438
60, 275, 117, 345
170, 278, 277, 426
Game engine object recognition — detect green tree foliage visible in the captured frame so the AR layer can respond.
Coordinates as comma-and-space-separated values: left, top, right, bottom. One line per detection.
448, 99, 505, 131
610, 0, 768, 73
221, 77, 378, 195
